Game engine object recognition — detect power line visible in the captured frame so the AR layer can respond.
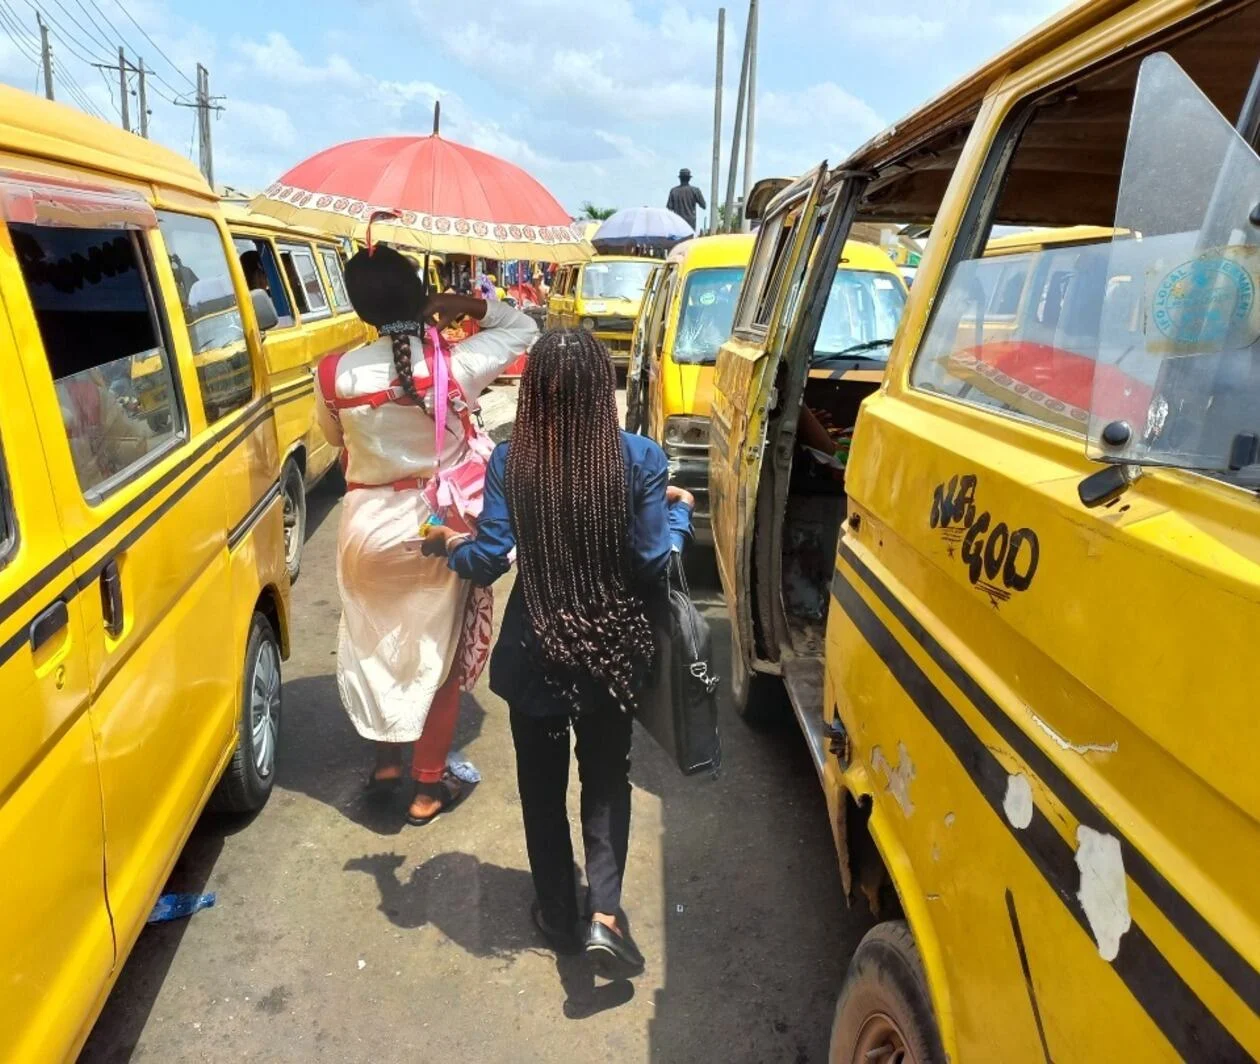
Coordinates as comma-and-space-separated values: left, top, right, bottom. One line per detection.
21, 1, 108, 65
105, 0, 192, 88
61, 0, 112, 53
0, 0, 42, 56
0, 6, 42, 62
60, 70, 107, 118
95, 62, 120, 117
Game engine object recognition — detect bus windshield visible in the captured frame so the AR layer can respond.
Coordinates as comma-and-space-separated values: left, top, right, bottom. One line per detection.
673, 266, 746, 364
582, 260, 655, 301
813, 268, 908, 363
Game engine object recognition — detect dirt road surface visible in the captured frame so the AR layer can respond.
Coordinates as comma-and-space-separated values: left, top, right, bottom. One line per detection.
82, 386, 870, 1064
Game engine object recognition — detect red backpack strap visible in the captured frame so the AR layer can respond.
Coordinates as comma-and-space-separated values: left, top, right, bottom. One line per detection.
316, 352, 345, 418
317, 348, 432, 412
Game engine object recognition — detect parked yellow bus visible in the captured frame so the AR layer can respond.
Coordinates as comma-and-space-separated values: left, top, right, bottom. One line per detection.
547, 254, 656, 365
222, 205, 372, 580
710, 1, 1260, 1059
0, 86, 290, 1063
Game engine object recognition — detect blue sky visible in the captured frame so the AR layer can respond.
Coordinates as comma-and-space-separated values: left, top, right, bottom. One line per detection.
0, 0, 1067, 225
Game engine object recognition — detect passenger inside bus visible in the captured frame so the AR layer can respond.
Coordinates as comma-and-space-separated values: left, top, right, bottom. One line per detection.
233, 238, 294, 327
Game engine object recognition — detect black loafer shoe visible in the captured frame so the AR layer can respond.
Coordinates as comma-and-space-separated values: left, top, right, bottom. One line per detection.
585, 919, 645, 977
531, 902, 582, 955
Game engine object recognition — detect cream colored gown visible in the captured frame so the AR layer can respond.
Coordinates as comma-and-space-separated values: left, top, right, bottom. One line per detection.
315, 300, 537, 742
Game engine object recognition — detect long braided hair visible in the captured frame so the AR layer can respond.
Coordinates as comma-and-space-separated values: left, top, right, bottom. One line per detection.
343, 239, 427, 404
390, 331, 423, 404
506, 328, 655, 712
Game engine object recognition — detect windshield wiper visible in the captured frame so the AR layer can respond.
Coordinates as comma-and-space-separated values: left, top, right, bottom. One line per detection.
833, 338, 895, 356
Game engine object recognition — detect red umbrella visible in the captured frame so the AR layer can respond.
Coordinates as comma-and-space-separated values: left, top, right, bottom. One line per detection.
250, 135, 591, 264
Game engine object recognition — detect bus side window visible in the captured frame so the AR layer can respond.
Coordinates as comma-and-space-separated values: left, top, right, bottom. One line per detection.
11, 222, 185, 494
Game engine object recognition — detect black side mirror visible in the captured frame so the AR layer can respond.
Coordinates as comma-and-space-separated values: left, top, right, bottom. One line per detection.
251, 288, 280, 333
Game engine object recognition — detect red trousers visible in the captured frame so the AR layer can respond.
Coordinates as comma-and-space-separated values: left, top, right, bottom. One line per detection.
411, 667, 462, 783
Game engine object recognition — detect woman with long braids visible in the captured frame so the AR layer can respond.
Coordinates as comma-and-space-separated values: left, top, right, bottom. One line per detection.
423, 328, 694, 974
314, 243, 537, 826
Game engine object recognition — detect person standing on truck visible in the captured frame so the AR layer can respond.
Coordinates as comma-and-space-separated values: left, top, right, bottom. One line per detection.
422, 328, 694, 973
315, 244, 538, 826
666, 168, 705, 232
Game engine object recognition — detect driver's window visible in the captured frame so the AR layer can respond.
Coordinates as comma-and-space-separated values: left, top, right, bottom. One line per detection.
909, 13, 1260, 455
735, 209, 789, 332
650, 267, 677, 361
908, 74, 1131, 436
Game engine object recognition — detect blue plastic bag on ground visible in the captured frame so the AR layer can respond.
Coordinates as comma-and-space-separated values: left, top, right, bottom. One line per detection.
148, 892, 216, 924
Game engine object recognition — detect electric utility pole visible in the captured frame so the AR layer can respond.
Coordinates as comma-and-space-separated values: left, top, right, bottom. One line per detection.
710, 8, 724, 235
136, 58, 149, 137
117, 47, 130, 132
723, 2, 754, 232
742, 0, 758, 231
178, 64, 223, 186
93, 48, 134, 130
37, 14, 53, 100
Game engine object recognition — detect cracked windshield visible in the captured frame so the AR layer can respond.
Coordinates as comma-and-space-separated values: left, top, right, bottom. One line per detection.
5, 2, 1259, 1063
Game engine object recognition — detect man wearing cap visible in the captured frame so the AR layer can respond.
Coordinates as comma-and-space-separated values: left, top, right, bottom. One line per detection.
666, 168, 705, 232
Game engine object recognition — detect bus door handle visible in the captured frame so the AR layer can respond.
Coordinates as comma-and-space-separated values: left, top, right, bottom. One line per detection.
101, 560, 124, 638
29, 599, 68, 653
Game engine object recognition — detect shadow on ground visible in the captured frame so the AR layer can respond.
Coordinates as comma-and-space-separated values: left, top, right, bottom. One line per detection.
278, 677, 488, 836
344, 850, 636, 1019
640, 557, 872, 1064
79, 814, 254, 1064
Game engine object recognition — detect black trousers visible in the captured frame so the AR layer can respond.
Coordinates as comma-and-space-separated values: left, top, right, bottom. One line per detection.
509, 706, 633, 929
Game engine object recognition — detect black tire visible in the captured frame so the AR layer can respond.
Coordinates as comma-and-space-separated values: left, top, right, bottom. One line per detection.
281, 459, 307, 584
323, 456, 347, 496
210, 613, 282, 814
829, 922, 943, 1064
729, 628, 791, 728
625, 366, 644, 434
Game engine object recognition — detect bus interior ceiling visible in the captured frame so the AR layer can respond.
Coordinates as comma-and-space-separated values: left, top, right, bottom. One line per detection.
858, 2, 1259, 231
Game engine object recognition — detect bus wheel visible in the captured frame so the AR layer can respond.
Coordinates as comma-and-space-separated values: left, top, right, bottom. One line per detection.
281, 459, 307, 584
829, 922, 943, 1064
729, 635, 790, 728
210, 612, 282, 814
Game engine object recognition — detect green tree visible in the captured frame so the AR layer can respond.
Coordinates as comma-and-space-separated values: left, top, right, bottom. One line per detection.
581, 202, 617, 221
715, 201, 743, 233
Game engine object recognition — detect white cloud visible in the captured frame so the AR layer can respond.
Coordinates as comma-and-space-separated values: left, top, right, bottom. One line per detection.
759, 83, 884, 134
849, 13, 946, 43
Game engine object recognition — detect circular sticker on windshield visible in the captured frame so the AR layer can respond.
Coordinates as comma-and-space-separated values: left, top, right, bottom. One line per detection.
1152, 253, 1257, 349
699, 291, 717, 306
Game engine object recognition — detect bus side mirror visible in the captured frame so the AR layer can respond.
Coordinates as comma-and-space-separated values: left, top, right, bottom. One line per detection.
251, 288, 280, 333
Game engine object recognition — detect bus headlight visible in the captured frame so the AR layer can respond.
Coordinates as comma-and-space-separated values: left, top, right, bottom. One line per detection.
664, 415, 710, 451
581, 317, 597, 331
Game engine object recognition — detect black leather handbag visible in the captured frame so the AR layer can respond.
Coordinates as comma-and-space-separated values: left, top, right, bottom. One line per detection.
636, 551, 722, 776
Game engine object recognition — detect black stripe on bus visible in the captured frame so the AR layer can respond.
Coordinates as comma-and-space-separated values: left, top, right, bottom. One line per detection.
73, 402, 278, 590
837, 540, 1260, 1021
67, 394, 269, 568
831, 561, 1247, 1061
0, 394, 286, 670
227, 478, 281, 552
0, 376, 312, 629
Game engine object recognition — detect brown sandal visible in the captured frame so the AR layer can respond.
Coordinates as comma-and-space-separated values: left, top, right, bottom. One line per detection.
407, 771, 469, 826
